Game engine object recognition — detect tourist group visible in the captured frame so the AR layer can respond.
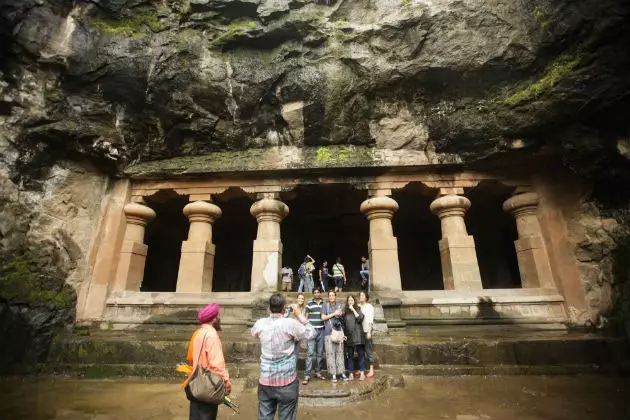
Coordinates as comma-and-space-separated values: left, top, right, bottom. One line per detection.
180, 288, 376, 420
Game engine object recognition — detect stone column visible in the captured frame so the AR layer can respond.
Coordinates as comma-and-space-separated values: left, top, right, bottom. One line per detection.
176, 201, 222, 293
430, 192, 483, 291
360, 192, 402, 292
113, 202, 156, 291
250, 197, 289, 292
503, 192, 555, 289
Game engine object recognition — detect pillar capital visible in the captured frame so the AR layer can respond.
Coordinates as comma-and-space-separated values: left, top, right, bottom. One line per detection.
250, 198, 289, 223
502, 192, 539, 218
183, 201, 222, 224
430, 194, 471, 219
123, 202, 156, 226
360, 196, 399, 220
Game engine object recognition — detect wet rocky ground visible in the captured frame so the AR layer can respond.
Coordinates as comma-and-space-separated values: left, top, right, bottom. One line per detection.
0, 374, 627, 420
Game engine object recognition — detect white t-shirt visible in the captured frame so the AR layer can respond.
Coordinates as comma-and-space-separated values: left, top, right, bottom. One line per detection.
281, 267, 293, 283
360, 303, 374, 333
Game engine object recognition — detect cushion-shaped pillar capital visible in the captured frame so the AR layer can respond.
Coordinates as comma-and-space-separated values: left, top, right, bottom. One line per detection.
360, 196, 399, 220
183, 201, 222, 224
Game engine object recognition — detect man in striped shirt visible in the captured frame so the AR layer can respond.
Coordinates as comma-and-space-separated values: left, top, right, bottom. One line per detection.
251, 293, 315, 420
303, 288, 325, 384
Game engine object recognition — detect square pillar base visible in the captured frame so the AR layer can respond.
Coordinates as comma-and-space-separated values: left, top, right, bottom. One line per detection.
438, 236, 483, 291
113, 241, 148, 291
515, 236, 555, 289
251, 239, 283, 292
176, 241, 216, 293
369, 237, 402, 292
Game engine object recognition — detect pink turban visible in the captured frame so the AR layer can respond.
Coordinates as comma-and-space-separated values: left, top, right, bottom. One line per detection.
197, 303, 220, 324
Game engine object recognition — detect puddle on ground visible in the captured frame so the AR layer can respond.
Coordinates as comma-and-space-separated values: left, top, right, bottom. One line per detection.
0, 375, 627, 420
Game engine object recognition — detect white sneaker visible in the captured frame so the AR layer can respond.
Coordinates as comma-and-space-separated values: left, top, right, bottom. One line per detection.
331, 375, 337, 383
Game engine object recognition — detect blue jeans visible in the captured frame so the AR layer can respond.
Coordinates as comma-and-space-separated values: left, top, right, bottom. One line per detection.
346, 344, 366, 373
305, 328, 325, 378
360, 270, 370, 291
297, 276, 313, 293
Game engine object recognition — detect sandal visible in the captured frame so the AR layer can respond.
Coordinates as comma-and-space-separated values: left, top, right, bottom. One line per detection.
302, 377, 310, 385
315, 373, 325, 380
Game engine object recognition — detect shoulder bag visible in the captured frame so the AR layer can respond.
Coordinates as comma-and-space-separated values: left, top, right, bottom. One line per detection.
328, 303, 345, 343
187, 330, 226, 405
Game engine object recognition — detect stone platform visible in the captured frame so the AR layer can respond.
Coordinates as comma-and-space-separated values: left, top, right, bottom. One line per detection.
101, 290, 568, 331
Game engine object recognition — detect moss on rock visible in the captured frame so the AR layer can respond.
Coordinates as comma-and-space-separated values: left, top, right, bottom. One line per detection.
90, 10, 162, 37
0, 254, 75, 310
210, 20, 258, 48
504, 47, 585, 106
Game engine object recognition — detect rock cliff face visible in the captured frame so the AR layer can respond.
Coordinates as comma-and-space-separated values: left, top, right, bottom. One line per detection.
1, 0, 630, 368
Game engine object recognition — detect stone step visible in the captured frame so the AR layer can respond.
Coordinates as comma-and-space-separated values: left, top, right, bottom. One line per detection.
48, 329, 630, 368
34, 362, 630, 380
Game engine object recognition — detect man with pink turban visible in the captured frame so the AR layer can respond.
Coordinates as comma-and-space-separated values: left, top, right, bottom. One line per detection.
183, 303, 231, 420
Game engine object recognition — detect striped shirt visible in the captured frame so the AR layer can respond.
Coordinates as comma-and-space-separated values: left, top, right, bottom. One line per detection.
332, 263, 345, 277
306, 299, 324, 329
251, 314, 315, 387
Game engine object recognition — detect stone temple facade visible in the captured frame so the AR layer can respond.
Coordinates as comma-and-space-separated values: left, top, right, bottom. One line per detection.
76, 145, 594, 330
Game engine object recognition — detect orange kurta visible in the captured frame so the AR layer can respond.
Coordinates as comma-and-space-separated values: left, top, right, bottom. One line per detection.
185, 324, 230, 385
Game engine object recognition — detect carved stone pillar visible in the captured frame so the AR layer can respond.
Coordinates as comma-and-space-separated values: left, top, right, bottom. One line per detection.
250, 197, 289, 292
503, 192, 555, 289
113, 202, 156, 291
430, 193, 483, 291
176, 201, 222, 293
360, 192, 402, 292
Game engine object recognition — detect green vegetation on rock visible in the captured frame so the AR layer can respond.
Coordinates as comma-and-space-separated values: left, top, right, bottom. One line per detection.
504, 48, 584, 106
533, 7, 552, 31
90, 10, 162, 37
0, 254, 75, 310
316, 146, 350, 163
211, 20, 258, 48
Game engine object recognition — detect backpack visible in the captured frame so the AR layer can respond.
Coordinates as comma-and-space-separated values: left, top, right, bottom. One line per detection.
298, 263, 307, 277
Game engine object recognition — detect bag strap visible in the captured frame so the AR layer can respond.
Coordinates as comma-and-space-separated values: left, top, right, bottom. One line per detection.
180, 328, 208, 389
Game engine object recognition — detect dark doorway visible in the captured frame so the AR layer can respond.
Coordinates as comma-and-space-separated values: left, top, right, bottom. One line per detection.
465, 182, 521, 288
212, 188, 256, 292
392, 183, 443, 290
281, 184, 368, 292
143, 191, 189, 292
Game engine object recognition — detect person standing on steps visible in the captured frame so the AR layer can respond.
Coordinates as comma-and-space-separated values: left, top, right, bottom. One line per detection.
318, 261, 330, 292
297, 255, 315, 293
183, 303, 231, 420
343, 295, 365, 381
303, 288, 326, 385
332, 257, 346, 293
322, 290, 347, 382
360, 256, 370, 292
251, 293, 315, 420
359, 291, 375, 378
281, 266, 293, 292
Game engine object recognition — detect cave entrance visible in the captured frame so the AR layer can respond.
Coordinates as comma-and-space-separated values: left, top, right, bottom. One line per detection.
392, 183, 443, 290
212, 188, 256, 292
142, 191, 189, 292
465, 182, 521, 289
281, 184, 368, 292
